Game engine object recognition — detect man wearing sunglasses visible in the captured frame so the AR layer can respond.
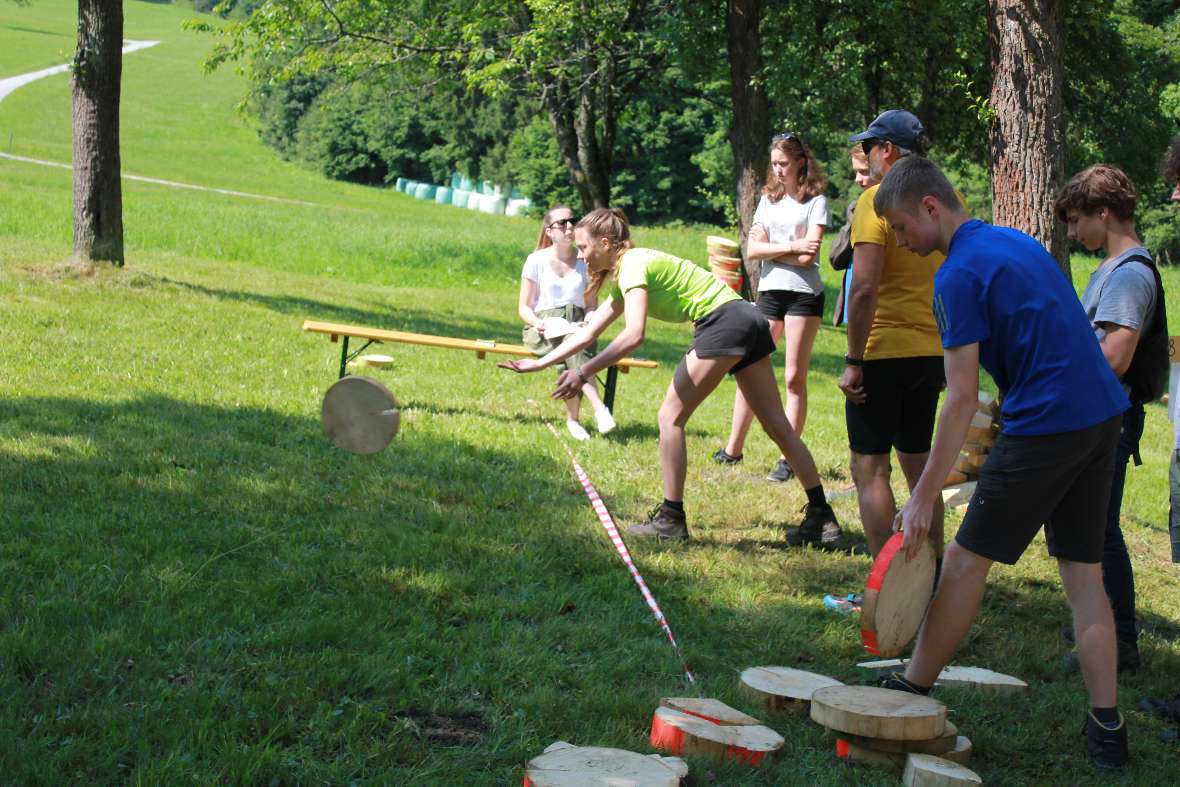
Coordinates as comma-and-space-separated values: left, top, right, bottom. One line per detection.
842, 110, 947, 562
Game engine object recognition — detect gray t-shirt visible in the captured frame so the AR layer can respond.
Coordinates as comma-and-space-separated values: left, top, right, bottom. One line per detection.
753, 192, 829, 295
1081, 246, 1158, 345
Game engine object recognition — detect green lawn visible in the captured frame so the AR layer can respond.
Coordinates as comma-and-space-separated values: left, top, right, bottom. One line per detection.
2, 2, 1179, 784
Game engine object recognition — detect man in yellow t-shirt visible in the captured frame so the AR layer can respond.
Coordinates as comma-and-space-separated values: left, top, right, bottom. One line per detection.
842, 110, 946, 559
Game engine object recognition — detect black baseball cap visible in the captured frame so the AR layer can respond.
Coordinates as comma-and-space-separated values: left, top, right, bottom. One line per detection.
849, 109, 925, 150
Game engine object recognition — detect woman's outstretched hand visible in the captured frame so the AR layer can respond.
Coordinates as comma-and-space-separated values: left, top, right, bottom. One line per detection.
498, 359, 542, 373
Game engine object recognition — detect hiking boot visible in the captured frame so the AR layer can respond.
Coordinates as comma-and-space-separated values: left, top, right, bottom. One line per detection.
785, 504, 842, 547
626, 503, 689, 540
1139, 693, 1180, 722
1062, 637, 1140, 673
1082, 711, 1128, 772
766, 458, 795, 483
712, 448, 742, 465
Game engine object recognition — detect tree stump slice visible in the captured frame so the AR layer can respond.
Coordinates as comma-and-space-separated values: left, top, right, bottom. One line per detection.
941, 736, 972, 766
903, 753, 982, 786
649, 707, 783, 766
523, 742, 687, 786
843, 720, 959, 755
941, 482, 976, 509
935, 666, 1028, 695
835, 737, 904, 772
739, 666, 843, 713
321, 376, 400, 454
706, 235, 740, 255
810, 686, 946, 741
659, 697, 762, 726
861, 532, 936, 656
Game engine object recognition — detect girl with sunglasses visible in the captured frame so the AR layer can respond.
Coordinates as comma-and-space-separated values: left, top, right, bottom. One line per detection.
518, 205, 616, 440
714, 132, 829, 487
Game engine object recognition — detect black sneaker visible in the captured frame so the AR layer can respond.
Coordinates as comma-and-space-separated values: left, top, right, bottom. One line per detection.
712, 448, 742, 465
626, 503, 689, 540
785, 504, 841, 547
877, 672, 929, 695
1083, 711, 1128, 772
1139, 693, 1180, 722
1062, 637, 1140, 673
766, 458, 795, 483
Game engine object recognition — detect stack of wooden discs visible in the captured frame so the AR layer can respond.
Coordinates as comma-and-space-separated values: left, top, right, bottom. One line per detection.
943, 392, 1001, 501
649, 698, 784, 767
706, 235, 743, 292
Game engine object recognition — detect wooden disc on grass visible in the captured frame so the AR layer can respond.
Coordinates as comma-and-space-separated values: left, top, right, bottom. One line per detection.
843, 720, 959, 755
940, 736, 972, 766
650, 707, 784, 766
523, 741, 687, 787
835, 737, 905, 772
659, 697, 762, 726
810, 686, 947, 741
861, 531, 936, 656
935, 666, 1028, 695
739, 666, 843, 713
321, 375, 400, 455
903, 753, 982, 786
357, 353, 394, 368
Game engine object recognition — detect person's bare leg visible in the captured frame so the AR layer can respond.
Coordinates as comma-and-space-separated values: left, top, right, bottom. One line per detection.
897, 450, 945, 558
782, 314, 819, 438
852, 451, 895, 556
563, 391, 581, 421
659, 351, 738, 501
1059, 558, 1118, 708
904, 541, 992, 686
580, 378, 606, 412
725, 320, 784, 457
733, 356, 822, 489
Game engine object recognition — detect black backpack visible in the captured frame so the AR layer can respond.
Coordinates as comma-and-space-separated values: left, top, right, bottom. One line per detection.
1114, 254, 1169, 405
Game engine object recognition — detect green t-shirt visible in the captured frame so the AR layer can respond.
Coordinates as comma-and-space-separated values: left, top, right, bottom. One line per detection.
607, 248, 740, 323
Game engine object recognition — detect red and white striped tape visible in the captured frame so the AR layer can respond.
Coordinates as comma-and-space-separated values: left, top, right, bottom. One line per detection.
545, 421, 695, 684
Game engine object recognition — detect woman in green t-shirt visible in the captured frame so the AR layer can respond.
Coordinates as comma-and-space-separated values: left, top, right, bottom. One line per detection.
501, 208, 840, 546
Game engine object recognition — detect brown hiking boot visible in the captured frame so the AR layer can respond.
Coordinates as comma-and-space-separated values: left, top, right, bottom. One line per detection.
626, 503, 689, 540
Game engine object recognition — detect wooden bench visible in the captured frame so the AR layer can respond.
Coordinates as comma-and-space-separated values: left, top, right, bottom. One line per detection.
302, 320, 658, 413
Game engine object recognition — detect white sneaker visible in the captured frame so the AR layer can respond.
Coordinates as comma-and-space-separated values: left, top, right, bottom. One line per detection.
566, 420, 591, 441
594, 407, 617, 435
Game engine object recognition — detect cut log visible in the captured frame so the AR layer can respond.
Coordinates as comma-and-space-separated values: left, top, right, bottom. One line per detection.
810, 686, 946, 741
935, 666, 1028, 695
706, 235, 740, 255
941, 736, 972, 766
649, 707, 783, 766
843, 720, 959, 755
523, 742, 688, 786
321, 375, 400, 455
658, 697, 762, 726
902, 753, 982, 786
835, 737, 904, 772
944, 469, 969, 487
861, 531, 936, 657
739, 666, 843, 713
941, 481, 976, 509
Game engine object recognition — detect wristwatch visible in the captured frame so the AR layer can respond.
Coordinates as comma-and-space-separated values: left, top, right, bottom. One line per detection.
844, 355, 864, 367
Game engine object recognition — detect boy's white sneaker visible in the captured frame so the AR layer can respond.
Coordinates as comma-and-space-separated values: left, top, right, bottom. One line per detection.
594, 407, 617, 435
566, 420, 591, 441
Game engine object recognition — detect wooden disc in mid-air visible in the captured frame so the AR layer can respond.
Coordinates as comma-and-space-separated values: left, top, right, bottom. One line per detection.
650, 707, 784, 767
739, 666, 843, 713
523, 741, 687, 787
321, 375, 400, 454
659, 697, 762, 726
902, 753, 982, 786
810, 686, 946, 742
861, 531, 936, 656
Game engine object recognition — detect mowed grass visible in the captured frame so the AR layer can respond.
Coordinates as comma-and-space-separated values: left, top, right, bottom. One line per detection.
2, 2, 1180, 784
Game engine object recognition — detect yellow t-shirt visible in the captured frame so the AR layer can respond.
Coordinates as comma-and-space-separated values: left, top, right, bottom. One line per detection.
850, 184, 944, 359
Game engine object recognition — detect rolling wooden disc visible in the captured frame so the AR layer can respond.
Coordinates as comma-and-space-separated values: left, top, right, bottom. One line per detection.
523, 741, 687, 787
659, 697, 762, 726
843, 720, 959, 755
650, 707, 784, 766
935, 666, 1028, 695
810, 686, 946, 741
902, 753, 981, 786
861, 531, 936, 656
321, 375, 400, 454
739, 666, 843, 713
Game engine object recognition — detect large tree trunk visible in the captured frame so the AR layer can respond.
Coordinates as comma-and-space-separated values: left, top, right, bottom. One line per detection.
725, 0, 769, 292
542, 70, 612, 212
72, 0, 124, 266
987, 0, 1068, 276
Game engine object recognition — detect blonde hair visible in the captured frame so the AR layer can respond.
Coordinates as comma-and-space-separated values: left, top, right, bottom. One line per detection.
577, 207, 633, 301
764, 134, 828, 203
535, 205, 575, 251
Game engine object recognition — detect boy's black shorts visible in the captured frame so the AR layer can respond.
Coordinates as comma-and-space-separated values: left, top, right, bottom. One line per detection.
845, 356, 945, 455
955, 414, 1123, 565
690, 300, 777, 375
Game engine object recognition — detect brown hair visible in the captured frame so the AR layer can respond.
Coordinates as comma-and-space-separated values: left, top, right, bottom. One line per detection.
1054, 164, 1138, 223
763, 134, 828, 203
577, 207, 633, 301
535, 205, 575, 250
1162, 138, 1180, 184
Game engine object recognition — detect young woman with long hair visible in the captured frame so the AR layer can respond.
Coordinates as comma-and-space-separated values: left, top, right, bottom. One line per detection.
714, 132, 829, 484
501, 208, 841, 545
518, 205, 616, 440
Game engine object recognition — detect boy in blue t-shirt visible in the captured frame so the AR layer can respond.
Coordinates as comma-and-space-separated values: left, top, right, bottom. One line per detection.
870, 156, 1131, 771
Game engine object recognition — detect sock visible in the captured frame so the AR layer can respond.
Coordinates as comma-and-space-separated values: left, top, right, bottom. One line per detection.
1092, 706, 1121, 729
892, 673, 932, 695
935, 557, 943, 586
663, 499, 684, 513
805, 485, 827, 508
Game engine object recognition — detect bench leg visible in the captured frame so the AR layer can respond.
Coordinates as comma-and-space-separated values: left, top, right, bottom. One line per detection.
338, 336, 350, 378
604, 366, 619, 413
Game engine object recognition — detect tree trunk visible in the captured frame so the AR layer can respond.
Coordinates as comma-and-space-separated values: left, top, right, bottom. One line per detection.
725, 0, 769, 292
987, 0, 1068, 276
72, 0, 124, 266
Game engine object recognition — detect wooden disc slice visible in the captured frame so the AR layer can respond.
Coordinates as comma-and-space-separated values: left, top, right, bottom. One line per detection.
739, 666, 843, 713
659, 697, 762, 726
357, 353, 394, 368
936, 665, 1028, 695
835, 737, 904, 772
843, 720, 959, 755
321, 376, 400, 454
941, 481, 976, 509
902, 753, 982, 786
650, 707, 784, 766
940, 736, 972, 766
706, 235, 740, 255
861, 531, 936, 656
810, 685, 946, 741
523, 742, 686, 787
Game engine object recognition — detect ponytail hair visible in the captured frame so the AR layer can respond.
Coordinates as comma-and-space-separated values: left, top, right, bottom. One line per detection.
535, 205, 574, 251
764, 133, 828, 203
577, 207, 633, 301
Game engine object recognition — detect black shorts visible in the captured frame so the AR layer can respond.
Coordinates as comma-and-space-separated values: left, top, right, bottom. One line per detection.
845, 356, 944, 455
690, 300, 776, 375
955, 414, 1123, 565
756, 289, 825, 319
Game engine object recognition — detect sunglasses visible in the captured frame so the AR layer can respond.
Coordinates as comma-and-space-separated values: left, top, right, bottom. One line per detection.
861, 138, 884, 156
547, 217, 578, 230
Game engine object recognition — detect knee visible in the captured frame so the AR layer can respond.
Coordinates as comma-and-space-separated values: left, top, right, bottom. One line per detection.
784, 368, 807, 396
657, 405, 682, 434
942, 541, 990, 582
850, 454, 889, 486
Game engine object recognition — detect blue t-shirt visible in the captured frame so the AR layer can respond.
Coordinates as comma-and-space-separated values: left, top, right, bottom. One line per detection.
933, 220, 1128, 436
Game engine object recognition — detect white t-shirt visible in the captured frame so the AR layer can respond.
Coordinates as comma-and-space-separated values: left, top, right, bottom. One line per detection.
521, 250, 587, 311
753, 192, 829, 294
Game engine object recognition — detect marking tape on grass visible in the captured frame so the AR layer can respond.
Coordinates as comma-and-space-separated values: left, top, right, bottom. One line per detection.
545, 421, 695, 684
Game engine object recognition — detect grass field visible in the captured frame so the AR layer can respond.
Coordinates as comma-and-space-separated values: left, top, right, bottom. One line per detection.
2, 1, 1179, 783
